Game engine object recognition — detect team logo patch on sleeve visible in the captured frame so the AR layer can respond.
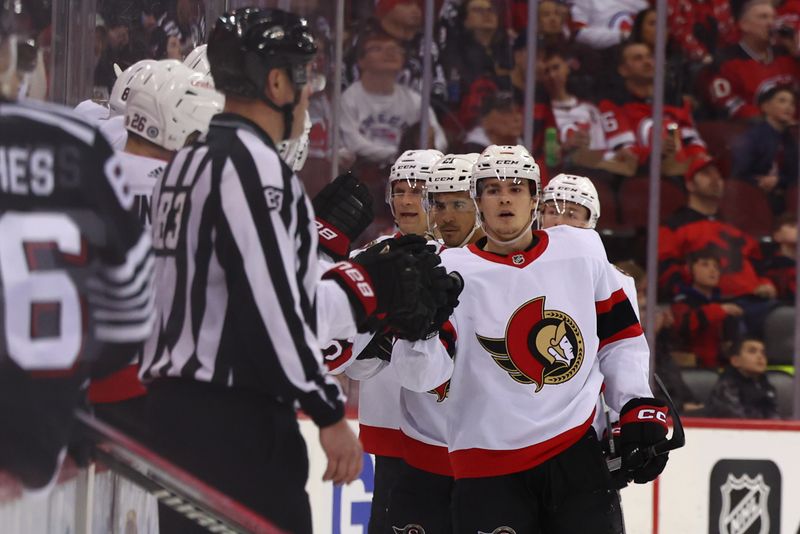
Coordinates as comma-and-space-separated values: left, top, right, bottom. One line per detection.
476, 297, 584, 392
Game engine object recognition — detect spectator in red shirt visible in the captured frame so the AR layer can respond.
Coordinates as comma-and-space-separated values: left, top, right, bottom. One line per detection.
598, 41, 707, 174
708, 0, 800, 120
760, 212, 798, 303
671, 250, 745, 369
667, 0, 738, 65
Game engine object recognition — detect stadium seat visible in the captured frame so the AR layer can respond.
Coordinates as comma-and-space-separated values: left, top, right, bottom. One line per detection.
696, 121, 748, 178
618, 177, 686, 228
766, 370, 795, 419
764, 306, 796, 366
718, 180, 773, 238
681, 367, 720, 404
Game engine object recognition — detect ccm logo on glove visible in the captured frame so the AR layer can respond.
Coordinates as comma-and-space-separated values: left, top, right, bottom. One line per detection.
621, 404, 669, 428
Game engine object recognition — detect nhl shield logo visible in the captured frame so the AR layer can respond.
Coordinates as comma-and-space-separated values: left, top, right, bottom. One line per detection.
512, 254, 525, 265
392, 524, 425, 534
476, 297, 584, 392
718, 474, 770, 534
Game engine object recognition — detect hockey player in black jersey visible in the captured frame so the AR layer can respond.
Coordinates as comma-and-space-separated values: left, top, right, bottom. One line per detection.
0, 0, 155, 491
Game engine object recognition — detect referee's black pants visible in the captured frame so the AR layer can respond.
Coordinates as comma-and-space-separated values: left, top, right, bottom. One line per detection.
146, 380, 312, 534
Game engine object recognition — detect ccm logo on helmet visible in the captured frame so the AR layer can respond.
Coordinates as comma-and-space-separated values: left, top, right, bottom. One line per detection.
637, 408, 668, 424
493, 159, 519, 165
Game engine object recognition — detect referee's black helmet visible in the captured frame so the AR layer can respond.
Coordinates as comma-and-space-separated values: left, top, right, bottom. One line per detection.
208, 7, 316, 100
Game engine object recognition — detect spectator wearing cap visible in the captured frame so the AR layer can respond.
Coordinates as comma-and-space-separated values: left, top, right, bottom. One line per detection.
441, 0, 513, 102
460, 92, 523, 152
345, 1, 448, 104
659, 155, 778, 334
731, 85, 798, 213
340, 28, 447, 166
708, 0, 800, 120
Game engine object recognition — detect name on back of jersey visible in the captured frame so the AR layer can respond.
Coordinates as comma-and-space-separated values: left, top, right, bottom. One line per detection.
0, 145, 79, 197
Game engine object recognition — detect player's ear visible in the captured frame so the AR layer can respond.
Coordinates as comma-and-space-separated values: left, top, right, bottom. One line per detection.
264, 68, 290, 105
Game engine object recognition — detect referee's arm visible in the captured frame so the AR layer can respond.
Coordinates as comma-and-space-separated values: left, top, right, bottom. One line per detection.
219, 152, 344, 427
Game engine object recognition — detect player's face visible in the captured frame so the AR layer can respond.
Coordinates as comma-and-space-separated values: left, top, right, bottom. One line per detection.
690, 258, 720, 288
732, 341, 768, 376
430, 191, 477, 247
476, 178, 537, 240
392, 179, 427, 235
540, 200, 591, 229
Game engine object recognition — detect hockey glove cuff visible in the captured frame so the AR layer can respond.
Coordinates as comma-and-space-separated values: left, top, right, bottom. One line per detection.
312, 172, 374, 260
619, 397, 669, 484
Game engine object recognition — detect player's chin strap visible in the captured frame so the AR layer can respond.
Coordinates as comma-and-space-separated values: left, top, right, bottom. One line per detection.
606, 373, 687, 477
260, 89, 299, 142
483, 215, 536, 249
456, 223, 480, 248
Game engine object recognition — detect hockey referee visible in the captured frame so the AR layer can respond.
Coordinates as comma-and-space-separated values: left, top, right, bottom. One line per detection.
139, 8, 449, 533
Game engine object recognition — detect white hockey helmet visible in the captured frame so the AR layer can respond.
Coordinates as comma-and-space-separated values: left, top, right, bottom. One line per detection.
125, 60, 224, 151
427, 153, 480, 196
385, 149, 443, 205
542, 173, 601, 229
183, 44, 210, 76
470, 144, 541, 200
276, 111, 312, 172
108, 59, 159, 116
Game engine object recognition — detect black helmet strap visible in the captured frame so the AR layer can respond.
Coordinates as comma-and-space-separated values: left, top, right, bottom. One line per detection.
244, 51, 306, 142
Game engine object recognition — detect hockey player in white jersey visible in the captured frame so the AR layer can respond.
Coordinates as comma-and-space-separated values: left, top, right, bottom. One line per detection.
89, 59, 223, 436
333, 148, 442, 534
74, 60, 159, 149
387, 152, 482, 533
392, 145, 668, 533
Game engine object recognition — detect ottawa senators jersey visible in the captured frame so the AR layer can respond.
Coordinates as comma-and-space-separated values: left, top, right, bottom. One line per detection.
708, 44, 800, 120
659, 207, 773, 299
598, 91, 706, 164
393, 225, 652, 479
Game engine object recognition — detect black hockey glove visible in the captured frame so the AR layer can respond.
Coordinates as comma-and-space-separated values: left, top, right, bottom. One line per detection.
619, 397, 670, 484
424, 271, 463, 338
313, 172, 374, 261
356, 330, 394, 362
322, 235, 437, 335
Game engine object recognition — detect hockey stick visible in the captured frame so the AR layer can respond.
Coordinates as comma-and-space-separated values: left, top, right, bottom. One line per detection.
73, 409, 285, 534
606, 373, 686, 474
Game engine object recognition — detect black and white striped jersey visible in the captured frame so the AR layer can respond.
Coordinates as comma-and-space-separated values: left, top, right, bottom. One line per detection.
0, 99, 155, 371
140, 113, 347, 427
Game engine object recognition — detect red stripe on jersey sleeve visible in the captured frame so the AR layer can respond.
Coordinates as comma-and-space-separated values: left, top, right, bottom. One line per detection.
596, 288, 629, 314
598, 323, 644, 351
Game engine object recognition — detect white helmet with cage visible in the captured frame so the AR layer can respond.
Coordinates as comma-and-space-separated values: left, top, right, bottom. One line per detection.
277, 111, 312, 172
470, 144, 541, 199
125, 60, 224, 151
109, 59, 159, 116
385, 149, 443, 205
542, 173, 601, 229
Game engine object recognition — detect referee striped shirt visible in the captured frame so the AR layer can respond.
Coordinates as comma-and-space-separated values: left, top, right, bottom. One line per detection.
140, 113, 345, 426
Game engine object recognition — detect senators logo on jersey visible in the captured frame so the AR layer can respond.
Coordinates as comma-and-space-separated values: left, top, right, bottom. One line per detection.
476, 297, 584, 392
